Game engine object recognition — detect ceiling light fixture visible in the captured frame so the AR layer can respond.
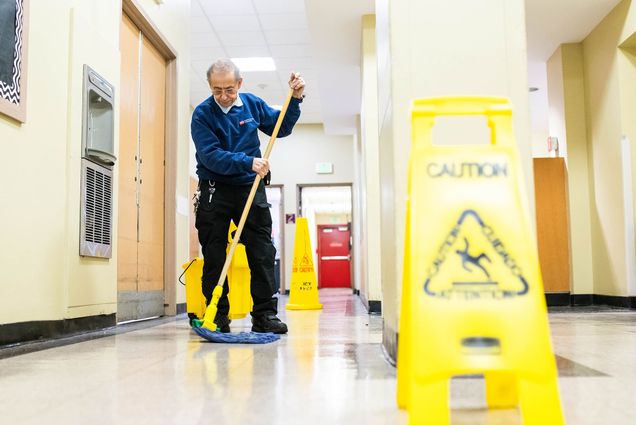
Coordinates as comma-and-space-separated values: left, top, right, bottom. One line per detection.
231, 57, 277, 72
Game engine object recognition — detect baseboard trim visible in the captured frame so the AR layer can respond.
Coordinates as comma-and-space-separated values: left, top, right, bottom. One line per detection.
0, 314, 116, 346
545, 293, 636, 309
592, 295, 636, 309
176, 303, 186, 315
368, 300, 382, 315
545, 292, 570, 306
571, 294, 593, 306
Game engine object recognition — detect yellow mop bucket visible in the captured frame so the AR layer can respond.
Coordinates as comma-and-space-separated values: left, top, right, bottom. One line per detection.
227, 222, 253, 320
182, 257, 206, 320
182, 223, 253, 321
397, 97, 564, 424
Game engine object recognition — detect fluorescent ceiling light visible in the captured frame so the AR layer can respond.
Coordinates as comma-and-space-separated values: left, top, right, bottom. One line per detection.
231, 57, 276, 72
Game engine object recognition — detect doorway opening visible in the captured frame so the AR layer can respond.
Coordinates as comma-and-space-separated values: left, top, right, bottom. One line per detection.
298, 184, 353, 289
266, 185, 285, 293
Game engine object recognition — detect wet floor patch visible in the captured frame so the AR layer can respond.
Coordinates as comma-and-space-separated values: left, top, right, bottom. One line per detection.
317, 343, 396, 379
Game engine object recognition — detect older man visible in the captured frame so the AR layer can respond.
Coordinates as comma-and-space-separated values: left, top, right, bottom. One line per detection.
190, 59, 305, 334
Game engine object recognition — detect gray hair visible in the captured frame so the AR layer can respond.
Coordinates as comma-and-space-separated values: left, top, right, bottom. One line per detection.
206, 58, 241, 81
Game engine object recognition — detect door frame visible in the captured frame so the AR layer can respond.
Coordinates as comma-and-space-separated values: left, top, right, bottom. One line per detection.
122, 0, 178, 316
266, 184, 286, 294
296, 183, 354, 291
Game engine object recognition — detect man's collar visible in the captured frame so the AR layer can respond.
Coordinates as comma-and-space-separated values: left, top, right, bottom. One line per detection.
214, 94, 243, 114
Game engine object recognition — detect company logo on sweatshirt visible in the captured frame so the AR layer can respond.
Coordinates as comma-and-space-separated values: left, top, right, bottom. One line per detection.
239, 117, 255, 126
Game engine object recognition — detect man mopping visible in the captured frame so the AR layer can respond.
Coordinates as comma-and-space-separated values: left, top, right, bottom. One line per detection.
191, 58, 305, 335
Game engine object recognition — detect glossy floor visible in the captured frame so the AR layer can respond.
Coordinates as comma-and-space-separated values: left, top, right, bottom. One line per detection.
1, 289, 635, 424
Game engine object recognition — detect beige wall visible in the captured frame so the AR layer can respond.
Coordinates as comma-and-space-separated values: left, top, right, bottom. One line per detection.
353, 122, 367, 300
529, 61, 551, 157
581, 0, 636, 296
376, 0, 532, 356
360, 14, 383, 305
547, 44, 595, 295
0, 0, 190, 325
259, 124, 354, 293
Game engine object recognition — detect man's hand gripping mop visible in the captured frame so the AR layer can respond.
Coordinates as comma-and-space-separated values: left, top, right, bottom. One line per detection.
192, 88, 294, 344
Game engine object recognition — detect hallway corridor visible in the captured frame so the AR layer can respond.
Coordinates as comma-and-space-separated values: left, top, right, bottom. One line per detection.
1, 289, 636, 424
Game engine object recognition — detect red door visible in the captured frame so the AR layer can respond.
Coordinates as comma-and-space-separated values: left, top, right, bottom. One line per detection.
317, 225, 351, 288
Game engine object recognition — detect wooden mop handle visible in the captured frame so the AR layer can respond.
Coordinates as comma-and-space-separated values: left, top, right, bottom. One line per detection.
215, 88, 295, 288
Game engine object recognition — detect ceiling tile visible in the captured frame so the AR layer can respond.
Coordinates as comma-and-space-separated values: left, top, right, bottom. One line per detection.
274, 57, 315, 73
191, 16, 213, 33
241, 81, 284, 94
218, 31, 267, 47
242, 89, 285, 101
191, 81, 210, 94
199, 0, 256, 16
269, 44, 312, 58
240, 71, 282, 84
259, 13, 308, 30
207, 14, 260, 32
264, 29, 311, 45
191, 0, 205, 17
252, 0, 306, 15
277, 71, 317, 90
190, 67, 209, 86
190, 0, 323, 123
192, 60, 216, 78
191, 46, 227, 62
191, 32, 222, 48
191, 91, 211, 106
225, 45, 271, 58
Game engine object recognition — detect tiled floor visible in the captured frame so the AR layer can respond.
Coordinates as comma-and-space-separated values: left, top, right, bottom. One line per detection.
1, 289, 635, 424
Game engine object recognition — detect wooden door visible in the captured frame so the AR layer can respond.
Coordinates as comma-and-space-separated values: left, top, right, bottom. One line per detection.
317, 225, 351, 288
138, 36, 165, 294
118, 15, 139, 296
533, 158, 571, 294
117, 14, 166, 321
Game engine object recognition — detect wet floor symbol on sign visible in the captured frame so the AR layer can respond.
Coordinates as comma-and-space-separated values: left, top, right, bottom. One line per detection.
423, 209, 529, 299
456, 237, 491, 279
292, 240, 314, 274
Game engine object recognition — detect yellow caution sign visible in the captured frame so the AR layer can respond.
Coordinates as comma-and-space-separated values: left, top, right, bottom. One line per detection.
397, 97, 564, 425
227, 222, 253, 319
286, 217, 323, 310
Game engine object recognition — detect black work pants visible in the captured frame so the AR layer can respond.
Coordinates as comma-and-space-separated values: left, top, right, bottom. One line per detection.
195, 179, 278, 318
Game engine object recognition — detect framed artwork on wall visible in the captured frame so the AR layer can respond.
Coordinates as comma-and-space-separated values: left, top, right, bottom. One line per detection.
0, 0, 29, 123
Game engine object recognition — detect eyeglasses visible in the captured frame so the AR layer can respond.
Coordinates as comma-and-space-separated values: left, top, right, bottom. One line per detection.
212, 87, 238, 96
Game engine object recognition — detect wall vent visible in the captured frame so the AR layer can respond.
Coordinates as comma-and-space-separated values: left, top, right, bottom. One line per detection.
80, 158, 113, 258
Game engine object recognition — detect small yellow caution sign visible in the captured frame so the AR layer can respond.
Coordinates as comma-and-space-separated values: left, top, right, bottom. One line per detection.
397, 97, 564, 424
286, 217, 323, 310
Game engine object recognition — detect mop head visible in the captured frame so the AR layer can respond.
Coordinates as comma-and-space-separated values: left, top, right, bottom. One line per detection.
193, 326, 281, 344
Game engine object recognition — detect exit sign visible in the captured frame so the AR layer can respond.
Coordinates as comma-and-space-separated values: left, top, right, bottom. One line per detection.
315, 162, 334, 174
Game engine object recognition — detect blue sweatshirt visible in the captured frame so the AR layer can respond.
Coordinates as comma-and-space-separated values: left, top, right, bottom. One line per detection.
191, 92, 302, 185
